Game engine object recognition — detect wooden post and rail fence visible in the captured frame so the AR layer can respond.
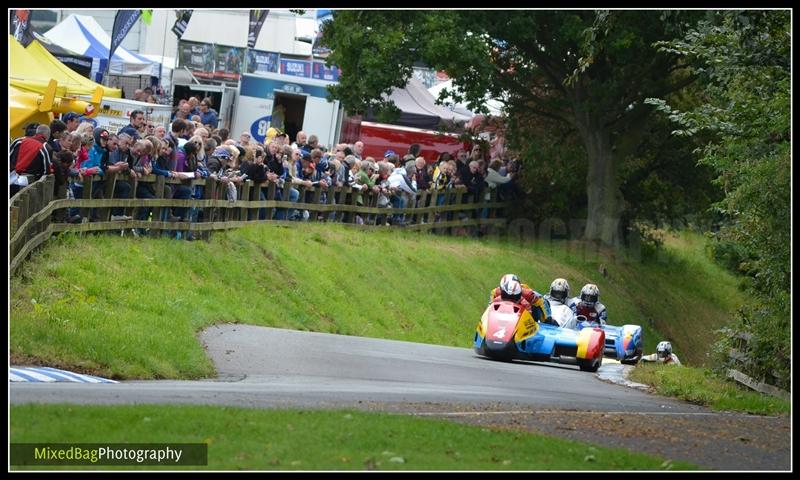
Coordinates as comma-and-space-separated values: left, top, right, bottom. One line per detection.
726, 332, 789, 400
10, 173, 512, 276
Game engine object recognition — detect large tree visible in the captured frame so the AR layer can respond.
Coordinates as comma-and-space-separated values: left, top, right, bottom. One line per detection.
321, 10, 702, 245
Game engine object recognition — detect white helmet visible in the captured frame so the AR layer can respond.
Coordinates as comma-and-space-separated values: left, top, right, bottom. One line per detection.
657, 341, 672, 357
580, 284, 600, 307
500, 273, 519, 285
549, 278, 570, 302
500, 278, 522, 302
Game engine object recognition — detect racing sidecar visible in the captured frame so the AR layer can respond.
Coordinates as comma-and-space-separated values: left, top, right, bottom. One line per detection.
474, 300, 605, 372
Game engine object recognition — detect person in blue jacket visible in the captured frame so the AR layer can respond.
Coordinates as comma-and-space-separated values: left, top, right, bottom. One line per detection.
198, 99, 219, 129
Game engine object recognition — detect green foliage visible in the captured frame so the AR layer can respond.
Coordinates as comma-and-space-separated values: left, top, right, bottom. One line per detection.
504, 116, 587, 224
705, 234, 752, 277
323, 11, 713, 244
630, 363, 789, 415
646, 10, 790, 388
11, 404, 697, 470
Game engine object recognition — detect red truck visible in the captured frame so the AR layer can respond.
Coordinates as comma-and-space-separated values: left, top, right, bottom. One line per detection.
341, 119, 467, 164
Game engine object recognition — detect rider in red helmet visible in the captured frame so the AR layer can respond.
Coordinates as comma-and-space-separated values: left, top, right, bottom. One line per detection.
490, 274, 555, 325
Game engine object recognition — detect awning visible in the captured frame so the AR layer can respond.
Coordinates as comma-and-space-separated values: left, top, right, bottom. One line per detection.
9, 34, 122, 98
44, 14, 160, 78
365, 77, 473, 130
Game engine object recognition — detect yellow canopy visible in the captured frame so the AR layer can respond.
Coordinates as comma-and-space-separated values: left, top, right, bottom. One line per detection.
9, 34, 122, 98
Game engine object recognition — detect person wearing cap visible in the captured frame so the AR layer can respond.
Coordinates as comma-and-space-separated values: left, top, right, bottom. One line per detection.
62, 112, 81, 132
295, 150, 328, 207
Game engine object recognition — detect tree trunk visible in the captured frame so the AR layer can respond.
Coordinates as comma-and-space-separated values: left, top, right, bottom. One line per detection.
579, 124, 623, 247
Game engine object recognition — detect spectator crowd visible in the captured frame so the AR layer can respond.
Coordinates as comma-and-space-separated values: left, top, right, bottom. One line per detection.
10, 97, 522, 238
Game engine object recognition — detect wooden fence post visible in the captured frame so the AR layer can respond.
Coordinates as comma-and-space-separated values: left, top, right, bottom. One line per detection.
42, 175, 55, 236
309, 187, 323, 222
266, 182, 277, 220
414, 191, 428, 225
239, 181, 251, 222
101, 171, 117, 222
152, 175, 167, 238
203, 177, 217, 240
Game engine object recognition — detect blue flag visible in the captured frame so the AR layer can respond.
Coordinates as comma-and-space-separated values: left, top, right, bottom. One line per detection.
109, 10, 141, 67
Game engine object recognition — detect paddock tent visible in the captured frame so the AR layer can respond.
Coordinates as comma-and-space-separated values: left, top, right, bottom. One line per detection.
43, 14, 160, 79
428, 80, 504, 117
364, 77, 474, 130
9, 35, 122, 98
30, 31, 93, 79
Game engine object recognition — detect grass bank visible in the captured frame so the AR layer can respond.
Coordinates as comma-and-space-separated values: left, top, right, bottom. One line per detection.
10, 224, 744, 378
629, 364, 789, 415
10, 404, 696, 470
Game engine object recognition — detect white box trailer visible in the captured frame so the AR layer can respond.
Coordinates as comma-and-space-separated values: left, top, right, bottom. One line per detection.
171, 80, 238, 132
78, 96, 173, 135
233, 72, 341, 148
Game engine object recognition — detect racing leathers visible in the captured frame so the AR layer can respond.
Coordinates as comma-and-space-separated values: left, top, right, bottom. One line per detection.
545, 295, 578, 329
641, 353, 681, 365
491, 285, 554, 325
574, 301, 608, 326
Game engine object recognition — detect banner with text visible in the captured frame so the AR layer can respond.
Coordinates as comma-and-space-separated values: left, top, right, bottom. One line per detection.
280, 59, 312, 78
312, 62, 340, 82
178, 41, 215, 79
246, 49, 280, 74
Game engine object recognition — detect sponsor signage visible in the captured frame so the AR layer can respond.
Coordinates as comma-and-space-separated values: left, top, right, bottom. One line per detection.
246, 49, 279, 74
178, 41, 215, 78
312, 62, 339, 82
280, 59, 311, 78
214, 45, 244, 81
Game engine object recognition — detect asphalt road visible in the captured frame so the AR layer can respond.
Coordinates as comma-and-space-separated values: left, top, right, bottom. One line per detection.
10, 325, 791, 470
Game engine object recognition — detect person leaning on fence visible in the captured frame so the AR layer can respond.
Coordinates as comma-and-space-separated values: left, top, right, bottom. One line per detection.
268, 143, 300, 220
128, 139, 155, 228
386, 162, 417, 226
10, 125, 50, 197
206, 147, 238, 202
66, 128, 108, 222
239, 144, 269, 220
119, 110, 144, 141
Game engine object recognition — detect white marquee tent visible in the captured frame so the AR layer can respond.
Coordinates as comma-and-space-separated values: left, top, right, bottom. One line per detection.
44, 14, 160, 81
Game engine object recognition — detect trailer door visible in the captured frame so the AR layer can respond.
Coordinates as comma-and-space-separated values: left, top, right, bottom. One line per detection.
302, 96, 339, 149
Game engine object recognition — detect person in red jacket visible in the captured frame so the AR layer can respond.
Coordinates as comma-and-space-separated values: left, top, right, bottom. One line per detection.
10, 124, 53, 179
10, 124, 53, 197
489, 274, 555, 325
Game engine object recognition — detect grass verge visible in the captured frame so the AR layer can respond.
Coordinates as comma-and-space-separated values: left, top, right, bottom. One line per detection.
629, 364, 790, 415
10, 404, 697, 470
